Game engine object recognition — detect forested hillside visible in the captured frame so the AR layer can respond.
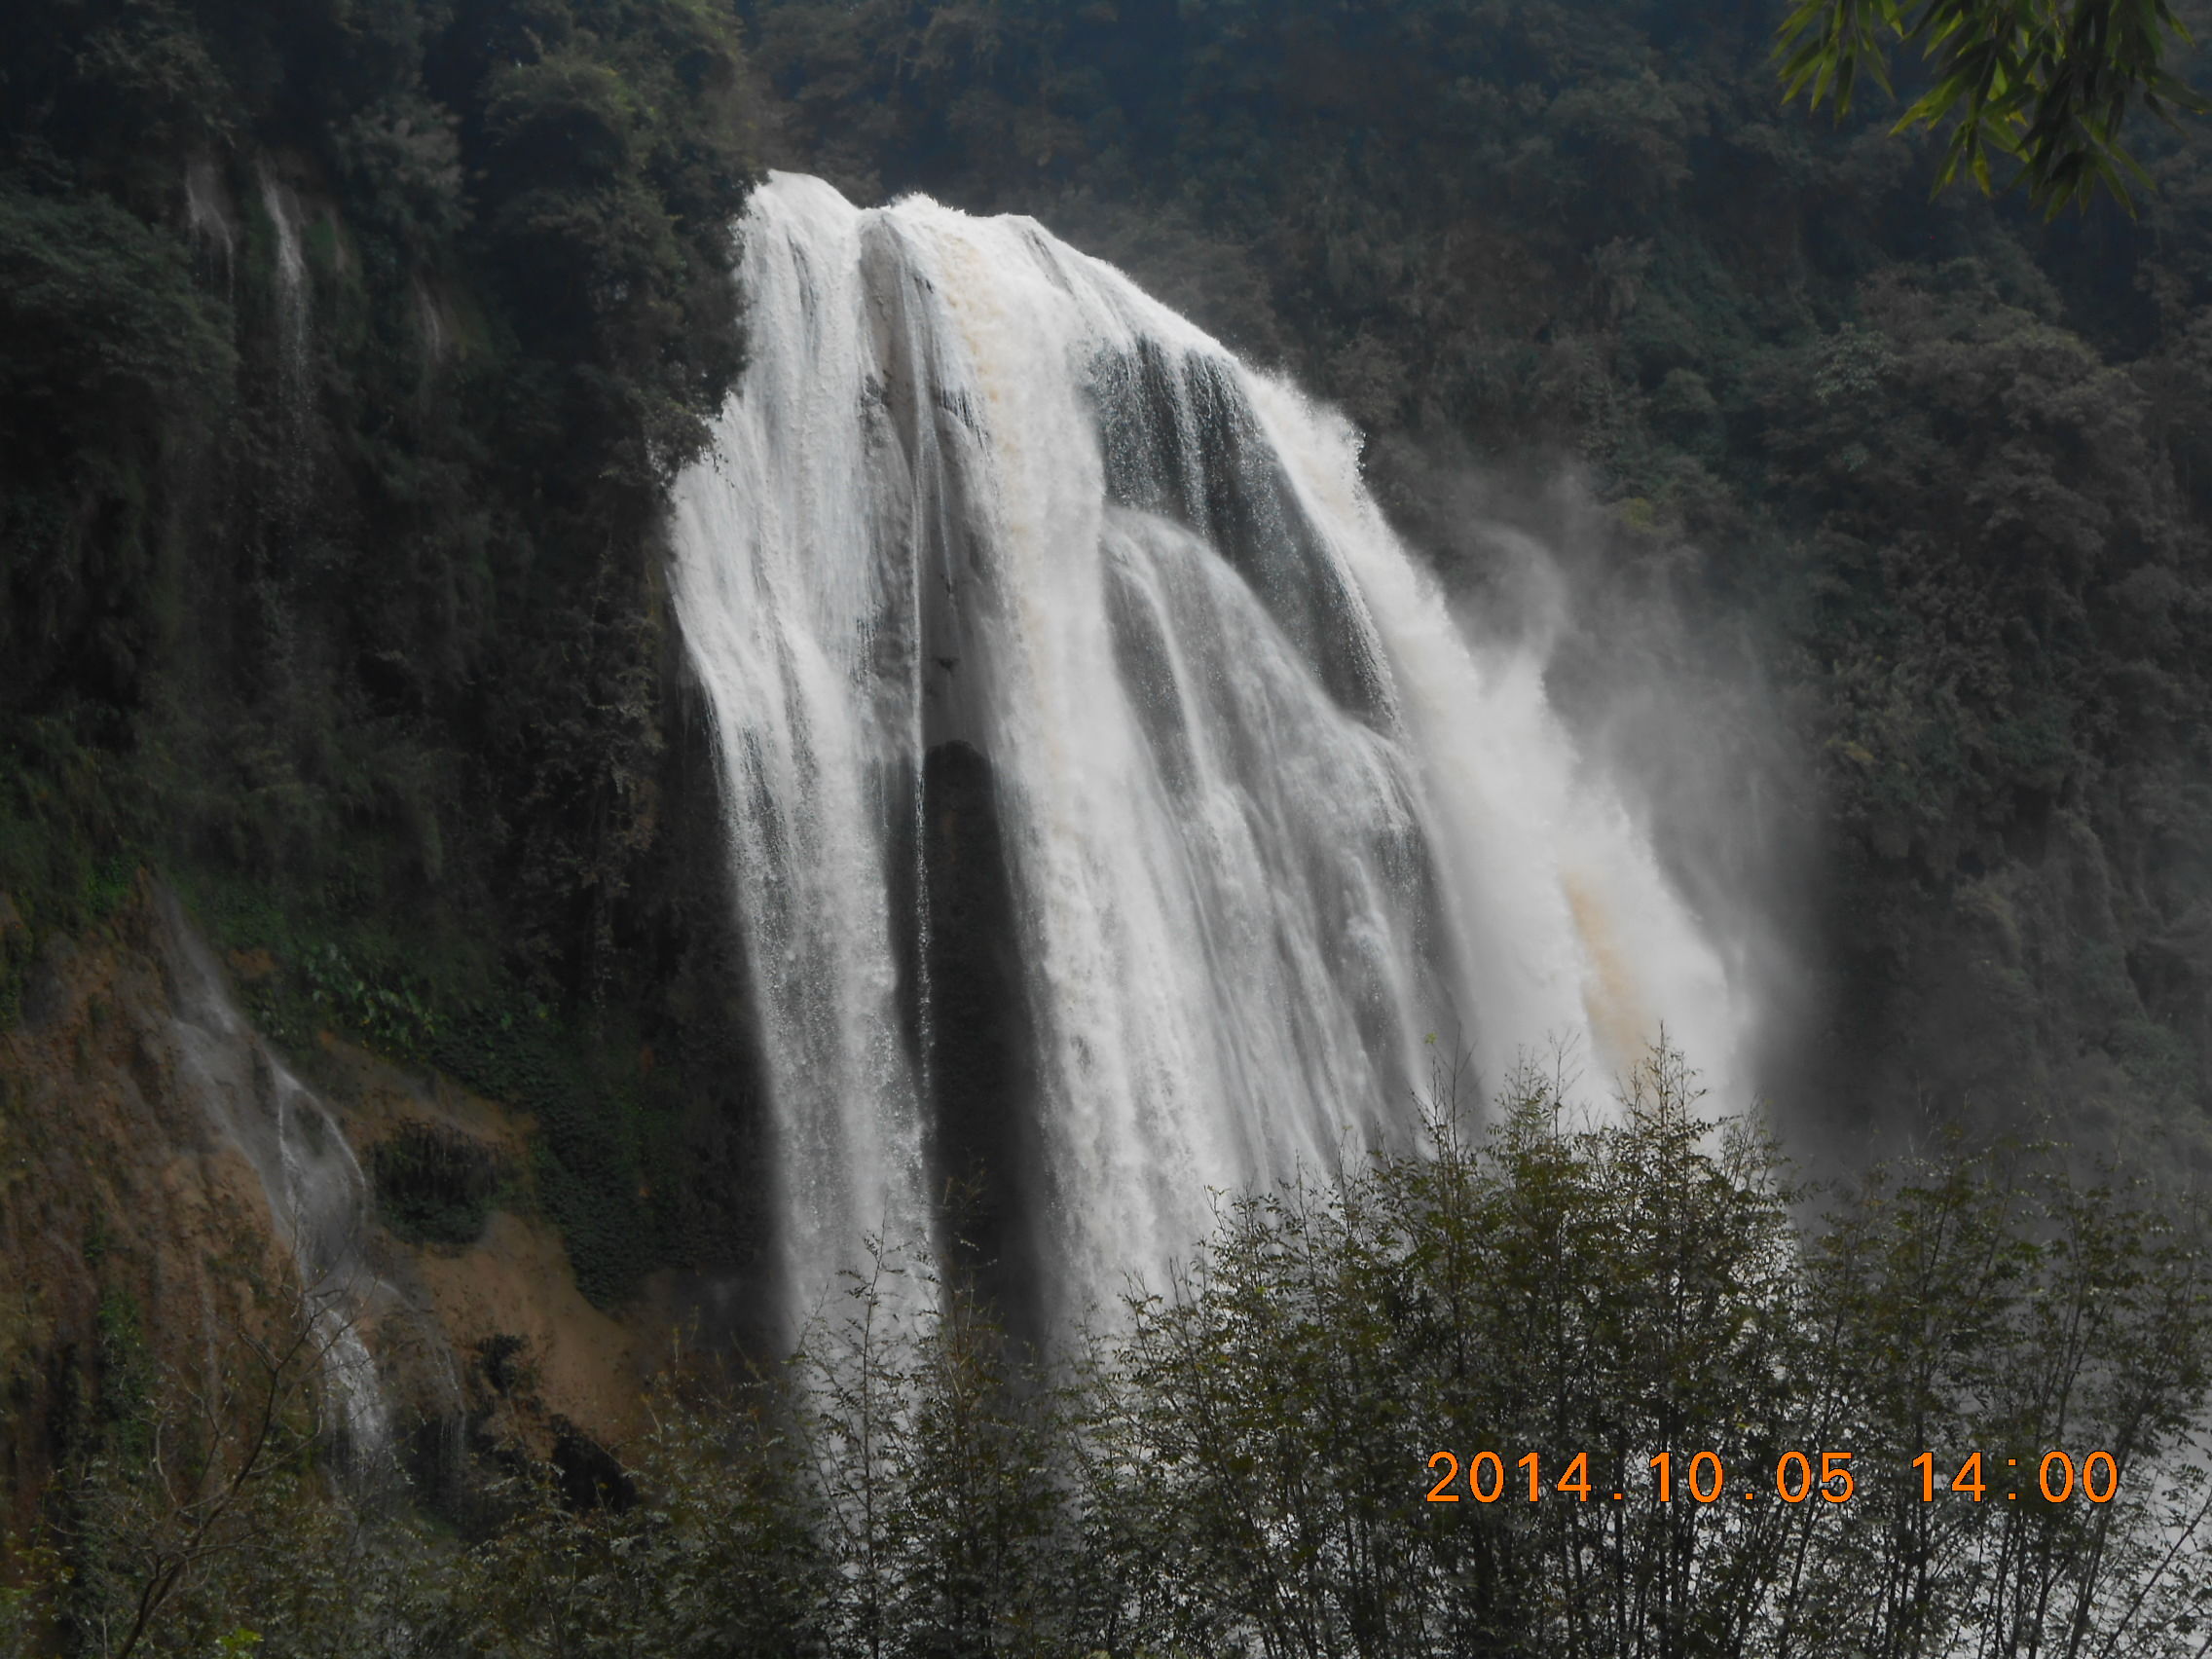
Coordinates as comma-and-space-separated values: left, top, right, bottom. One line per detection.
1, 0, 776, 1314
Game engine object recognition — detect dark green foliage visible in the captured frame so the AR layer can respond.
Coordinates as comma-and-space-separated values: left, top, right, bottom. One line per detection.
297, 941, 442, 1053
192, 882, 674, 1302
427, 1000, 663, 1304
0, 187, 234, 432
454, 0, 756, 479
0, 0, 761, 1301
1776, 0, 2207, 211
440, 1381, 836, 1659
0, 0, 758, 985
92, 1288, 153, 1462
792, 1252, 1095, 1657
372, 1121, 509, 1245
44, 1283, 398, 1659
0, 180, 230, 722
1747, 259, 2212, 1133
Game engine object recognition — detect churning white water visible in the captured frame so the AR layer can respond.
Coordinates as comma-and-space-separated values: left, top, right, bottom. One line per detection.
670, 172, 1748, 1325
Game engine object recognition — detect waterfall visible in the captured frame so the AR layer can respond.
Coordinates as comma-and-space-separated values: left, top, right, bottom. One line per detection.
183, 158, 236, 291
161, 896, 391, 1466
256, 168, 311, 424
671, 173, 1749, 1326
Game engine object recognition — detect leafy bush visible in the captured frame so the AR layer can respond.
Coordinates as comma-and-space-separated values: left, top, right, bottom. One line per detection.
0, 187, 233, 435
372, 1121, 510, 1246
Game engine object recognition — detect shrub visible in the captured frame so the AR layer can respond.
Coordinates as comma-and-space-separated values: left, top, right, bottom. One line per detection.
372, 1121, 508, 1246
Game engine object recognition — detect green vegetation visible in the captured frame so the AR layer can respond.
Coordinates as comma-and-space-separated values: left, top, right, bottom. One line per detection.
371, 1121, 512, 1246
424, 997, 666, 1303
1, 0, 763, 1302
92, 1289, 153, 1463
9, 1053, 2208, 1656
219, 893, 678, 1299
44, 1282, 363, 1659
1777, 0, 2206, 210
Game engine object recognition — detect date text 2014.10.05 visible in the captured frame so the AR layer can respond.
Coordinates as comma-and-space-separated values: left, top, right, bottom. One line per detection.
1424, 1451, 2120, 1504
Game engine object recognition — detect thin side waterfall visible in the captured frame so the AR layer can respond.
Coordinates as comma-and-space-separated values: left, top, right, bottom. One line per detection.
257, 167, 312, 467
161, 896, 391, 1467
184, 159, 236, 292
671, 173, 1749, 1327
258, 169, 308, 378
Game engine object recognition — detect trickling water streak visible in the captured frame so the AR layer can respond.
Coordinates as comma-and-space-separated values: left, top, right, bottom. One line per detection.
257, 169, 311, 423
162, 898, 391, 1466
414, 280, 449, 364
672, 174, 1751, 1327
184, 159, 235, 291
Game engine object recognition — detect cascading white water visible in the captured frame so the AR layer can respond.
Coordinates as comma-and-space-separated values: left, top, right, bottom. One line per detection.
671, 173, 1749, 1325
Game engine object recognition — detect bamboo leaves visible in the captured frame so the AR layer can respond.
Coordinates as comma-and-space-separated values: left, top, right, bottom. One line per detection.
1775, 0, 2206, 210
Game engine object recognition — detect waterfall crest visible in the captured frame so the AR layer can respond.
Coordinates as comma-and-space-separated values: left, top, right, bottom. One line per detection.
671, 173, 1748, 1325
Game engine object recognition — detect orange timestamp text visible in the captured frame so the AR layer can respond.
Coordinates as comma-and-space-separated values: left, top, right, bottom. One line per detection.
1424, 1450, 2121, 1505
